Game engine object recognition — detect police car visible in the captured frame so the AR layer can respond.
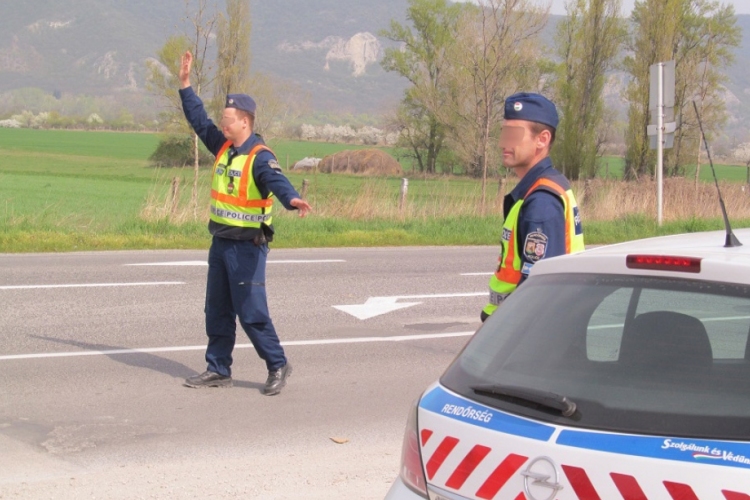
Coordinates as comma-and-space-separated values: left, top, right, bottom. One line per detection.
386, 228, 750, 500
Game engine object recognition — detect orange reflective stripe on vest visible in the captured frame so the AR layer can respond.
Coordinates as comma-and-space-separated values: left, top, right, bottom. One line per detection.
495, 178, 570, 284
210, 190, 273, 207
212, 142, 273, 207
525, 178, 572, 253
238, 144, 272, 203
496, 233, 519, 283
215, 141, 233, 164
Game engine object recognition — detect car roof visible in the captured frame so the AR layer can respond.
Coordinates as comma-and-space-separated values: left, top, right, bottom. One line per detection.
531, 228, 750, 284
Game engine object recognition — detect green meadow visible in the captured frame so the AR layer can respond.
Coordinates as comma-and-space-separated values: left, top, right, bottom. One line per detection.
0, 128, 746, 253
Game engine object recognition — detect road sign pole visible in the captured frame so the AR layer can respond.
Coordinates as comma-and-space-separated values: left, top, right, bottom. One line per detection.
657, 62, 664, 226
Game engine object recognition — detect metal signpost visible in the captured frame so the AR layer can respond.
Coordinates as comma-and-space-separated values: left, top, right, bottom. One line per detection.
647, 60, 676, 226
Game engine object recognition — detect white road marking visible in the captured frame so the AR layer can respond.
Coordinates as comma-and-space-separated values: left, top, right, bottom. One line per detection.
268, 260, 346, 264
0, 282, 185, 290
126, 260, 346, 266
334, 292, 486, 320
126, 261, 206, 266
0, 332, 475, 361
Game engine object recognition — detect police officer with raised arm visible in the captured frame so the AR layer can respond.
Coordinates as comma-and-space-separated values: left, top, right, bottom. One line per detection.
482, 93, 584, 322
179, 50, 312, 395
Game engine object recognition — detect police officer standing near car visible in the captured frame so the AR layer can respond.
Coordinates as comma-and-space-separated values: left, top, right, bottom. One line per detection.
481, 92, 584, 322
178, 50, 311, 395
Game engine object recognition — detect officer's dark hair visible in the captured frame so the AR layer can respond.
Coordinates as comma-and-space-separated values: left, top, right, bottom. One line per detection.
237, 109, 255, 130
529, 122, 556, 149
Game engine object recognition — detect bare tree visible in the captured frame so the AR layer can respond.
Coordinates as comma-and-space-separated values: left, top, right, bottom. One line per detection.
185, 0, 219, 216
145, 0, 218, 218
211, 0, 309, 146
211, 0, 252, 118
248, 73, 309, 143
441, 0, 549, 211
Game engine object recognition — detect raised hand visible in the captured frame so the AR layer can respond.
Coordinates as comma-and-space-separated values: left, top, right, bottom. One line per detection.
179, 51, 193, 88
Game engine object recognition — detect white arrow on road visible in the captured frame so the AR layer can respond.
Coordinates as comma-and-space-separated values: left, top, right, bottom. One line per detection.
333, 292, 485, 320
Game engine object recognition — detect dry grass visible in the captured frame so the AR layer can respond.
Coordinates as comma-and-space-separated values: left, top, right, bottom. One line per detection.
140, 170, 212, 224
292, 176, 750, 223
142, 172, 750, 225
575, 178, 750, 221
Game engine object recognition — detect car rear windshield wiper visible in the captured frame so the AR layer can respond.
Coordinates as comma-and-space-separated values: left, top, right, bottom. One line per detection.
471, 384, 578, 418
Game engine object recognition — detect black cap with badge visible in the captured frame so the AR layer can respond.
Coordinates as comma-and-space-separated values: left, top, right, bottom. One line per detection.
504, 92, 559, 130
225, 94, 256, 116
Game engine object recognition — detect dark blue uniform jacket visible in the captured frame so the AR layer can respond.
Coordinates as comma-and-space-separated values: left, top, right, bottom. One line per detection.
504, 157, 567, 284
179, 86, 300, 240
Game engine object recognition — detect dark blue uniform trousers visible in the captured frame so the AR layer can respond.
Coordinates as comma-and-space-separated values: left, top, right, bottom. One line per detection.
204, 236, 286, 376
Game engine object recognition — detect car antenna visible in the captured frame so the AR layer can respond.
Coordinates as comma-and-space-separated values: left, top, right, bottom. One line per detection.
692, 100, 742, 248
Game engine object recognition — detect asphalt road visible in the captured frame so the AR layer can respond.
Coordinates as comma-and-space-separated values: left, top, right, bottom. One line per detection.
0, 246, 498, 499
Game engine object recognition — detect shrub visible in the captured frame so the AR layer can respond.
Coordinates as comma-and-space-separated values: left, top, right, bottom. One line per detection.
149, 135, 214, 168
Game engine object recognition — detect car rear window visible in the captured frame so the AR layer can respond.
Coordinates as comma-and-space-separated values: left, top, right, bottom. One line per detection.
441, 273, 750, 440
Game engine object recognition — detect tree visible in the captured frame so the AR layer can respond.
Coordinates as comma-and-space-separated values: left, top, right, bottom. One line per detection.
146, 35, 192, 134
211, 0, 252, 118
623, 0, 739, 180
212, 0, 308, 143
623, 0, 680, 180
146, 0, 218, 217
553, 0, 625, 180
184, 0, 219, 215
677, 2, 739, 182
247, 72, 309, 142
387, 95, 450, 173
380, 0, 463, 174
441, 0, 549, 210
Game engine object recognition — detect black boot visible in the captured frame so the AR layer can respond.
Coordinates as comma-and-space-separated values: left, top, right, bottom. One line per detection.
184, 370, 232, 388
263, 363, 292, 395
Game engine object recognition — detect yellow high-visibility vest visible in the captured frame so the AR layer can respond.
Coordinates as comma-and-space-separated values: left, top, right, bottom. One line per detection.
483, 176, 584, 317
209, 141, 274, 228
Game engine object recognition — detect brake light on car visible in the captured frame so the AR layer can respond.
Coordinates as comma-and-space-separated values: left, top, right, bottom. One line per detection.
626, 254, 701, 273
399, 400, 428, 498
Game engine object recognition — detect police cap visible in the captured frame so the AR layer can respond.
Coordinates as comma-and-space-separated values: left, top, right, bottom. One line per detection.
504, 92, 558, 130
225, 94, 256, 116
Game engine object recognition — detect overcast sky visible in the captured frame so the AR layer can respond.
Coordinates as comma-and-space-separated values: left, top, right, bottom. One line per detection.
540, 0, 750, 16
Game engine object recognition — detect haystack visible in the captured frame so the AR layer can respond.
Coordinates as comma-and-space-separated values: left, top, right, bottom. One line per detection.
318, 149, 403, 176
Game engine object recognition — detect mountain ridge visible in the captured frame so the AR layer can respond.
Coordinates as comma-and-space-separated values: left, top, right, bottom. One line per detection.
0, 0, 748, 143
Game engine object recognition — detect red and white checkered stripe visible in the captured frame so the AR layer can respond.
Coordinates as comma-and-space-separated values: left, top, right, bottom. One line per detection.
420, 429, 750, 500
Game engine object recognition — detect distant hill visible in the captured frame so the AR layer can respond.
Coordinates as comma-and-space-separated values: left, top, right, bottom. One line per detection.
0, 1, 748, 140
0, 0, 410, 116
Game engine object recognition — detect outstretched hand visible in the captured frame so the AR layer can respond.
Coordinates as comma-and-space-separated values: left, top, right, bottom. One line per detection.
179, 51, 192, 88
290, 198, 312, 218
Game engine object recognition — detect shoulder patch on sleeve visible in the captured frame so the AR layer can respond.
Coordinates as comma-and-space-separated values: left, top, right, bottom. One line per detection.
268, 159, 282, 172
523, 230, 548, 263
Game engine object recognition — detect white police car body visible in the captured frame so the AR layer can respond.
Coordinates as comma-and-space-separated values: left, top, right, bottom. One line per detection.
387, 229, 750, 500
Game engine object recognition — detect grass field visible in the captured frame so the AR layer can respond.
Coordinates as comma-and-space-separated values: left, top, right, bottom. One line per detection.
1, 128, 748, 253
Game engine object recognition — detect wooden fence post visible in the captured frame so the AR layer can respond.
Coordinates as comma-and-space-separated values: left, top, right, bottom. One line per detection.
171, 176, 180, 217
300, 179, 309, 199
582, 179, 592, 207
